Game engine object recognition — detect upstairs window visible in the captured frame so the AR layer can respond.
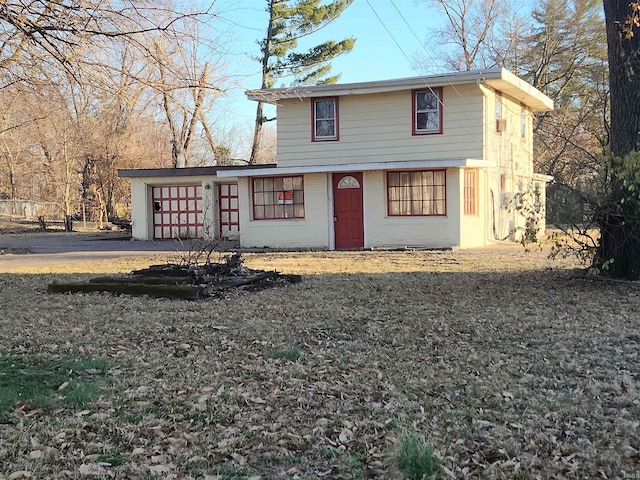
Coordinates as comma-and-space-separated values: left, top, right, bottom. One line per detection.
312, 97, 338, 141
520, 104, 526, 139
413, 88, 443, 135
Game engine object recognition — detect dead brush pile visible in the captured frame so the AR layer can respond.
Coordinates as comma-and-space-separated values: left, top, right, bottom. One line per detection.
47, 252, 302, 299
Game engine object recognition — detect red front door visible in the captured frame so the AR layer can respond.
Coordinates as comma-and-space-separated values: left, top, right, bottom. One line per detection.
333, 172, 364, 249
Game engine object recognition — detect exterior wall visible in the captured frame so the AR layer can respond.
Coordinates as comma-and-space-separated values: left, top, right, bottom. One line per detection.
129, 175, 234, 241
130, 178, 150, 240
237, 173, 331, 249
276, 84, 484, 167
484, 87, 541, 241
363, 169, 461, 249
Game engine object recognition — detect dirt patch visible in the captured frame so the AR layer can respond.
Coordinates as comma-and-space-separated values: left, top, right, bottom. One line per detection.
0, 247, 638, 479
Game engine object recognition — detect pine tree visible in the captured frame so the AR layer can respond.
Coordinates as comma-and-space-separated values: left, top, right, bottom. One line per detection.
249, 0, 355, 164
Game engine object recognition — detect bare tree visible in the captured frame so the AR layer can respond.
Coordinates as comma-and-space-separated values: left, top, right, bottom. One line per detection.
422, 0, 509, 71
0, 1, 233, 220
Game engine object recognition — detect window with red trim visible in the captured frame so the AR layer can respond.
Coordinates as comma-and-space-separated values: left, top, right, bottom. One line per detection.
312, 97, 338, 141
252, 175, 304, 220
464, 170, 477, 216
387, 170, 446, 216
413, 88, 443, 135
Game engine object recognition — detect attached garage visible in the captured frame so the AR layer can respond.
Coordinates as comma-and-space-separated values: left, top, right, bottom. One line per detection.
119, 165, 276, 242
152, 185, 204, 240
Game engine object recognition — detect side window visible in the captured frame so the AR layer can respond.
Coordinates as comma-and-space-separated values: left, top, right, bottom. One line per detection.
312, 98, 338, 141
413, 88, 443, 135
495, 91, 506, 133
464, 169, 477, 216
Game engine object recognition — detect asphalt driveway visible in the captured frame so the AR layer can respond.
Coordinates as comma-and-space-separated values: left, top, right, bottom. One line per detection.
0, 231, 236, 269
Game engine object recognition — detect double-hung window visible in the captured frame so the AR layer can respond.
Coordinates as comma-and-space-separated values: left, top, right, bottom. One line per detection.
312, 97, 338, 141
253, 176, 304, 220
387, 170, 446, 216
413, 88, 442, 135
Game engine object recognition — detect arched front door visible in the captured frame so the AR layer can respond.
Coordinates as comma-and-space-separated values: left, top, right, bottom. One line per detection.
333, 172, 364, 249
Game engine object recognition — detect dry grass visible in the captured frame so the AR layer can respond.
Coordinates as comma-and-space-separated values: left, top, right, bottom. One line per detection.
0, 245, 639, 479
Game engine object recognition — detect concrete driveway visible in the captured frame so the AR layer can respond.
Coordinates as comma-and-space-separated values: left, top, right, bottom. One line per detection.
0, 231, 236, 269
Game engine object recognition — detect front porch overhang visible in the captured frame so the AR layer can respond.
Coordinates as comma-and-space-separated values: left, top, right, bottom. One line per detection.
216, 159, 495, 178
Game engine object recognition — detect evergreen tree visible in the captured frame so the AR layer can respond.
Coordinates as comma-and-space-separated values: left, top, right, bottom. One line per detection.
249, 0, 355, 164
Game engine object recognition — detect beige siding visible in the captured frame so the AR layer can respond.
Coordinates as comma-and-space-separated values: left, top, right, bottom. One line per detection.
363, 169, 461, 248
276, 85, 484, 167
484, 87, 542, 241
237, 173, 331, 249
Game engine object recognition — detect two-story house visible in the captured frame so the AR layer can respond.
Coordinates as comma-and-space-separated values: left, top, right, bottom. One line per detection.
120, 68, 553, 249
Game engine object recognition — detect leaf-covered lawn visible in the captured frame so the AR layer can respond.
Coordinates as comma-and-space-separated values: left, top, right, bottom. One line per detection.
0, 247, 638, 479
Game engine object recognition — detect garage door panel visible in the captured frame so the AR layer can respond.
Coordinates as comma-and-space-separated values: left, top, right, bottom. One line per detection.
152, 184, 204, 240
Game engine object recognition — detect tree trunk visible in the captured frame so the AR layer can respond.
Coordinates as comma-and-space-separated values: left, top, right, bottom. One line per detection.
249, 0, 276, 165
249, 101, 264, 164
597, 0, 640, 279
603, 0, 640, 156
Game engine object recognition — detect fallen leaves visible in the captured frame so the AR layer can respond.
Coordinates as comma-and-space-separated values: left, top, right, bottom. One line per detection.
0, 248, 638, 478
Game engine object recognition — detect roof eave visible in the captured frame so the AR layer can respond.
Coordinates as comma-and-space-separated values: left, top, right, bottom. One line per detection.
246, 68, 505, 104
246, 68, 553, 112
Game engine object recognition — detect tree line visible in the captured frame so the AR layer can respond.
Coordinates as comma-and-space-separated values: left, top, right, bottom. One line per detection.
0, 1, 237, 223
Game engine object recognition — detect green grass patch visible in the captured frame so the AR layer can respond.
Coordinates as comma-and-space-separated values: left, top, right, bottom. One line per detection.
396, 434, 440, 480
97, 455, 123, 467
267, 346, 301, 362
0, 356, 107, 422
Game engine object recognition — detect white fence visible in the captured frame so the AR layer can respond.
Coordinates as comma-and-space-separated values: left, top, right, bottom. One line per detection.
0, 200, 62, 220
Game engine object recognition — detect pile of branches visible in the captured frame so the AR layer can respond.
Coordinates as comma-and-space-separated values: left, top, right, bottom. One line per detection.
48, 253, 301, 299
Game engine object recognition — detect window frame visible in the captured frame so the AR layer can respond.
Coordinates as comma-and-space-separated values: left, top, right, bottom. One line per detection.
311, 97, 339, 142
252, 175, 305, 220
412, 87, 443, 135
495, 91, 505, 134
463, 169, 478, 216
386, 169, 447, 217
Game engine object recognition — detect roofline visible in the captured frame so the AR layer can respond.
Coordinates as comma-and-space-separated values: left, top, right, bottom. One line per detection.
217, 159, 495, 178
118, 164, 277, 178
246, 68, 553, 112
